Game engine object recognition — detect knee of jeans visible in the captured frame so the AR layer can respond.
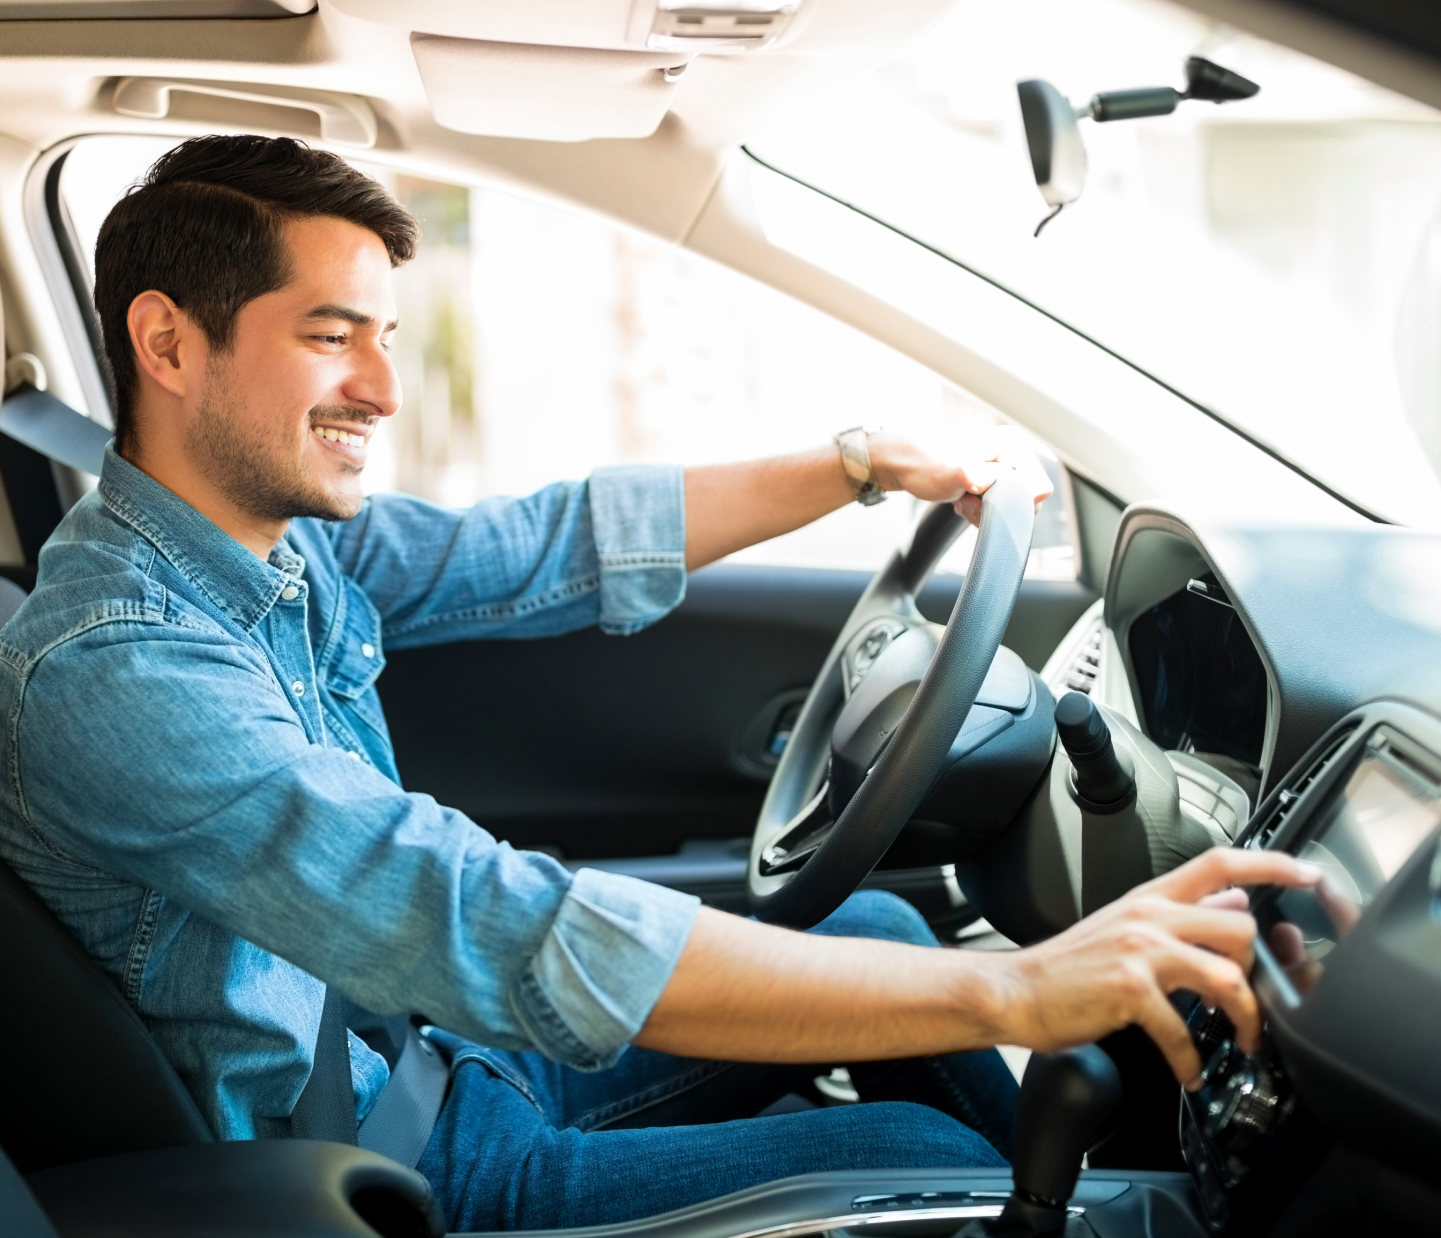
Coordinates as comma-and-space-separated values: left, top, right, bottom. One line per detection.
809, 890, 937, 947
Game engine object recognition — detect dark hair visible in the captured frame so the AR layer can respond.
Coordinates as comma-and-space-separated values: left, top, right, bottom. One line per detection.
93, 135, 419, 453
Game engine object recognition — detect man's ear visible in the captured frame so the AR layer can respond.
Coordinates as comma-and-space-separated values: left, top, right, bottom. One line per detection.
127, 291, 204, 401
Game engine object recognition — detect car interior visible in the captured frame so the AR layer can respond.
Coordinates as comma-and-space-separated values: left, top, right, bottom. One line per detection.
2, 0, 1441, 1235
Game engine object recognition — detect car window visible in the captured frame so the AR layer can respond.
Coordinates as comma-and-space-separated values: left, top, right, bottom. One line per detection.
747, 0, 1441, 530
56, 134, 1075, 577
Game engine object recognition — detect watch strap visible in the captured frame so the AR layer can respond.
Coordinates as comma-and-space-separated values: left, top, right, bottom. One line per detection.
833, 425, 887, 507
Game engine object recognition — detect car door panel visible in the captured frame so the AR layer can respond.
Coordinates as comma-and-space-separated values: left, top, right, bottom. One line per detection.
379, 561, 1095, 865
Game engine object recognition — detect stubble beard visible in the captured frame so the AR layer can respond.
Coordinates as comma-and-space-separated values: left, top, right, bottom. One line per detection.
186, 361, 368, 525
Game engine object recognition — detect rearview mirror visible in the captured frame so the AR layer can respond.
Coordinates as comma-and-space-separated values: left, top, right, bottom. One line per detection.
1018, 56, 1260, 237
1017, 79, 1087, 236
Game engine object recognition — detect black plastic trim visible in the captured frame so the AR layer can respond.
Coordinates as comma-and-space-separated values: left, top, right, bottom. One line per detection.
41, 151, 108, 405
27, 1139, 443, 1238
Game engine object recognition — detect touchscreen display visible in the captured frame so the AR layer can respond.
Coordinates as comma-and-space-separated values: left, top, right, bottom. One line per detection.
1256, 727, 1441, 1001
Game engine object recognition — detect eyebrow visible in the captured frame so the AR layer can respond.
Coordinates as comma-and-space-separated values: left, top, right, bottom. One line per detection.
301, 304, 399, 332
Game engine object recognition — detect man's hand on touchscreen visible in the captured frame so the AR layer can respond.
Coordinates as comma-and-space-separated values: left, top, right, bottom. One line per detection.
991, 848, 1322, 1091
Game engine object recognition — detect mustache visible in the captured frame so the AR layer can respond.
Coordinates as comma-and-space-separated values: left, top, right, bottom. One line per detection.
309, 405, 377, 429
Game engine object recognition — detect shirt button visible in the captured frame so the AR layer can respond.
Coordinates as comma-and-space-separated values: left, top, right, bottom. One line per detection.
280, 585, 300, 601
348, 751, 361, 761
291, 680, 305, 697
361, 643, 375, 659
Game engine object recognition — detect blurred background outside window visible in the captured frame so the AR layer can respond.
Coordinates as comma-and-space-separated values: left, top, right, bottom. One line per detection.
59, 137, 1076, 576
749, 0, 1441, 529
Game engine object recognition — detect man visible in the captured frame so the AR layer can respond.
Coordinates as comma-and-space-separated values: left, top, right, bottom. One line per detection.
0, 136, 1315, 1232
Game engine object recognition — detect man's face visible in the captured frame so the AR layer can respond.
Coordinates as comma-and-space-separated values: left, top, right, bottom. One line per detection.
186, 215, 401, 524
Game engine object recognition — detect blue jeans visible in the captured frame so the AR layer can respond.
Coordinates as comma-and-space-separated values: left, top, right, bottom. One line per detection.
417, 891, 1019, 1231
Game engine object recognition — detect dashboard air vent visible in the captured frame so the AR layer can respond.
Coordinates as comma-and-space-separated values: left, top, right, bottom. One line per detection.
1244, 723, 1359, 849
1063, 617, 1104, 695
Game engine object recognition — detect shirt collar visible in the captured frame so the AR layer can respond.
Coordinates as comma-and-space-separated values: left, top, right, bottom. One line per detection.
98, 443, 305, 632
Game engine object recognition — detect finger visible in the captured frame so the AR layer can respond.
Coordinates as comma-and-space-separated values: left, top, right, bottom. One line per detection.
1267, 922, 1306, 968
1131, 984, 1205, 1090
1127, 900, 1258, 967
1199, 888, 1250, 911
1011, 453, 1055, 507
963, 459, 998, 494
1155, 941, 1260, 1053
986, 449, 1053, 508
1149, 847, 1321, 904
954, 493, 983, 526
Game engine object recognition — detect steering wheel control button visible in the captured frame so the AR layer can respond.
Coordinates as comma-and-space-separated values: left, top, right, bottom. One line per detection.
845, 619, 908, 691
758, 784, 833, 877
361, 643, 376, 658
280, 585, 300, 601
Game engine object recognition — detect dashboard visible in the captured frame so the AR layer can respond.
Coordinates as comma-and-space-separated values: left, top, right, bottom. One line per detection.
1092, 507, 1441, 799
1062, 506, 1441, 1235
1180, 701, 1441, 1235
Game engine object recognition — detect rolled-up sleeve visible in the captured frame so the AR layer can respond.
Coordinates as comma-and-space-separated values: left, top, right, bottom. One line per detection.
515, 868, 699, 1069
589, 465, 687, 636
316, 464, 687, 646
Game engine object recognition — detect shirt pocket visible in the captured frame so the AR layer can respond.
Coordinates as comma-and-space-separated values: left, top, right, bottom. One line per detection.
323, 578, 387, 713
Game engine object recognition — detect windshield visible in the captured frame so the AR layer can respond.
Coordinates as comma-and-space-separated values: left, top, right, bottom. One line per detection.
749, 0, 1441, 527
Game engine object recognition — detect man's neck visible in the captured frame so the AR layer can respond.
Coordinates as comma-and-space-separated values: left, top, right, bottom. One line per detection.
122, 442, 287, 561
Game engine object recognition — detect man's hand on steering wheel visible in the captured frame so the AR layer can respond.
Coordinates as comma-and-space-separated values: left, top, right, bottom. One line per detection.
867, 426, 1055, 525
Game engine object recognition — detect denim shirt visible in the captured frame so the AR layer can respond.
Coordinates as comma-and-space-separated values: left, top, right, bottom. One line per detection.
0, 445, 700, 1141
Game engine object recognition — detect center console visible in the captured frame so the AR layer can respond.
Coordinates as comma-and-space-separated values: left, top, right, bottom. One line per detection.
1178, 702, 1441, 1235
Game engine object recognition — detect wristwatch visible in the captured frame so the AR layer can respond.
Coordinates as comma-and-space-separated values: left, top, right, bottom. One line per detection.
833, 425, 887, 507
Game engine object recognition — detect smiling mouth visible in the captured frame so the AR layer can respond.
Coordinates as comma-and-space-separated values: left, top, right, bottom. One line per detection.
312, 425, 368, 448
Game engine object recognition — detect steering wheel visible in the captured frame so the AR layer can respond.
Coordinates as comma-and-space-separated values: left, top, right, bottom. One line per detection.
748, 470, 1036, 928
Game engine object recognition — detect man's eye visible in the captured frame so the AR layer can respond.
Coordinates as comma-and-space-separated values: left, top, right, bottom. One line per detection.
315, 333, 347, 346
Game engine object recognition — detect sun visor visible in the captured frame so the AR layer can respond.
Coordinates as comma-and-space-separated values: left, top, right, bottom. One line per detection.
410, 35, 689, 141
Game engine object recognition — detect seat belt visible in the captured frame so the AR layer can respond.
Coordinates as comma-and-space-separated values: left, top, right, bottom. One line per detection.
357, 1022, 450, 1168
0, 383, 109, 477
290, 985, 359, 1144
292, 991, 449, 1162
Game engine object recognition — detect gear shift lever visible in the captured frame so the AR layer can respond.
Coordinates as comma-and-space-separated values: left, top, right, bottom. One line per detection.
962, 1045, 1123, 1237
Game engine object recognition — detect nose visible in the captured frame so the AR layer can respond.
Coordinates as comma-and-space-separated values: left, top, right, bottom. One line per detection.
343, 336, 402, 422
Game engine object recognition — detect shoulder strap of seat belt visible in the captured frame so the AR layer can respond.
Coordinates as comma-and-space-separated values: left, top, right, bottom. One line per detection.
358, 1023, 450, 1168
0, 383, 109, 477
290, 985, 359, 1144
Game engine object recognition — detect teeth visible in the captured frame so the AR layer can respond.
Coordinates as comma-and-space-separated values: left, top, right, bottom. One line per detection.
312, 427, 366, 447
